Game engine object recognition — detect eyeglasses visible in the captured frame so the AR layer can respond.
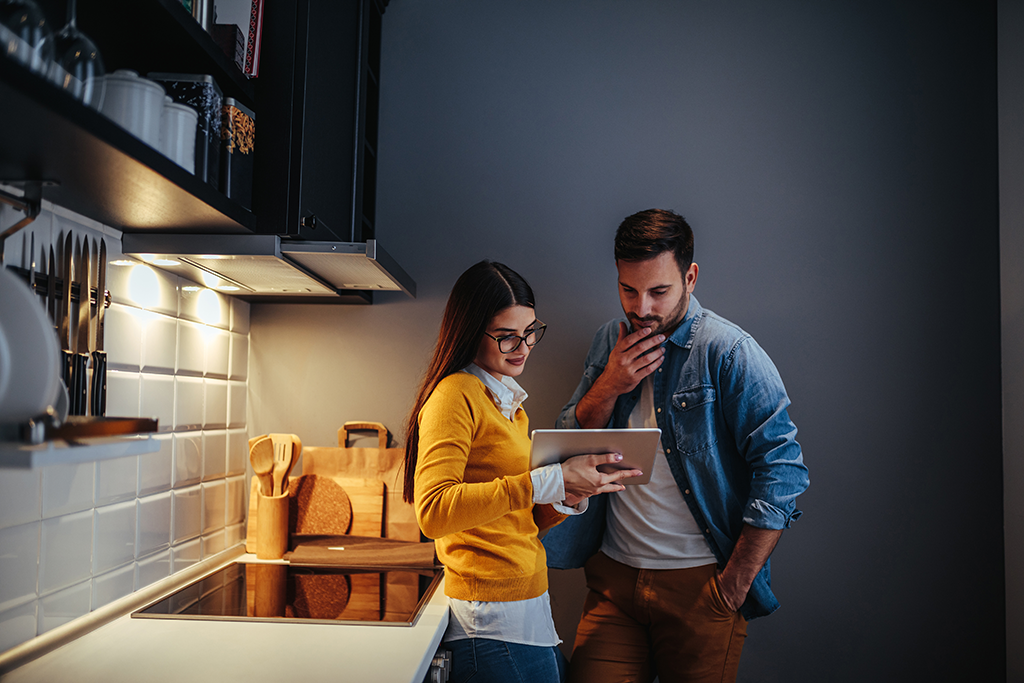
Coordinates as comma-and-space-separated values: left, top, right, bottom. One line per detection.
484, 322, 547, 353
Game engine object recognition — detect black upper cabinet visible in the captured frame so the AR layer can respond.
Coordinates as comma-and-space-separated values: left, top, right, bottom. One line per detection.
254, 0, 384, 242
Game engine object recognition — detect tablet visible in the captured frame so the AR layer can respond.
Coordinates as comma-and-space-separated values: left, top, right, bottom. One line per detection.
529, 428, 661, 485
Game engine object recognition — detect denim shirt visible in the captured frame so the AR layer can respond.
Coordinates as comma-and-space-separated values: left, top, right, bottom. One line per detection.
542, 296, 809, 620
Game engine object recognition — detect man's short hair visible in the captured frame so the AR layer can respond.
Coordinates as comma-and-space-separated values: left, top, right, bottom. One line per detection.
614, 209, 694, 275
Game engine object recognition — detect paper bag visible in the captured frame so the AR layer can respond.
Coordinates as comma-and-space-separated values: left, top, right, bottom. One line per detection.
302, 421, 421, 542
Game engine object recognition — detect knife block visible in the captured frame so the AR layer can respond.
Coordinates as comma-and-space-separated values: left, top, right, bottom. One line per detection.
256, 490, 289, 559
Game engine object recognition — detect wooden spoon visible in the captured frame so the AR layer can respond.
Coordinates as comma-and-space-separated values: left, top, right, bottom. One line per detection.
250, 436, 275, 496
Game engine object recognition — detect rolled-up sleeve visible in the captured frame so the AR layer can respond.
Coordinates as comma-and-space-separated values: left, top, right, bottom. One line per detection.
721, 337, 809, 530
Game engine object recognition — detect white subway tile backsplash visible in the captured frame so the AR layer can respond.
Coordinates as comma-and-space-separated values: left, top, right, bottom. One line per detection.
38, 580, 90, 635
206, 328, 230, 379
142, 312, 178, 374
139, 373, 175, 431
136, 492, 171, 558
0, 600, 37, 653
177, 320, 207, 376
173, 432, 203, 487
0, 522, 40, 613
39, 511, 92, 596
180, 287, 229, 329
228, 381, 246, 428
105, 369, 141, 419
93, 502, 137, 575
205, 380, 228, 429
136, 549, 171, 588
41, 462, 94, 519
229, 332, 248, 381
103, 258, 136, 309
226, 522, 244, 549
104, 304, 144, 371
1, 209, 51, 269
230, 297, 250, 335
172, 485, 202, 544
139, 435, 173, 496
114, 264, 178, 317
0, 206, 252, 657
202, 481, 226, 535
95, 455, 138, 507
203, 431, 227, 481
226, 475, 246, 526
175, 376, 204, 430
0, 468, 41, 530
202, 529, 227, 558
171, 538, 201, 574
92, 563, 135, 611
226, 429, 247, 476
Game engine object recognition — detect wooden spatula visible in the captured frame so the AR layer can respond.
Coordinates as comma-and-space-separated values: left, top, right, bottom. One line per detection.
249, 436, 275, 496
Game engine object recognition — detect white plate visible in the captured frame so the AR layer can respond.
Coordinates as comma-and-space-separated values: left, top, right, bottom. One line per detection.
0, 266, 61, 423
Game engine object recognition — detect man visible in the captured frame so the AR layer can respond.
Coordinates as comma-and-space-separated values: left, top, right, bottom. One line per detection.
543, 209, 809, 683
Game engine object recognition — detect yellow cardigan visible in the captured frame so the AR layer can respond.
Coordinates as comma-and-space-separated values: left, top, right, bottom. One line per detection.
414, 372, 567, 602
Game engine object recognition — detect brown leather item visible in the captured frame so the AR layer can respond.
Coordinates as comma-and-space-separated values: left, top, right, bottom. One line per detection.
284, 535, 440, 568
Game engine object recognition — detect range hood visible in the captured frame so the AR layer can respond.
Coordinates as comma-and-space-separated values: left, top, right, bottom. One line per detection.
121, 234, 416, 304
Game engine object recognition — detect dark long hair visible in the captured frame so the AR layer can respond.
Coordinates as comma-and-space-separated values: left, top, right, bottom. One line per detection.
402, 260, 536, 503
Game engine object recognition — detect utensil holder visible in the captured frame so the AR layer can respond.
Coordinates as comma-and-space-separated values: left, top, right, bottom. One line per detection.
256, 490, 289, 559
252, 563, 288, 617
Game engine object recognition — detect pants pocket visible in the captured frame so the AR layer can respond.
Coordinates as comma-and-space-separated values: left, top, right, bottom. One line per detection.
704, 573, 737, 618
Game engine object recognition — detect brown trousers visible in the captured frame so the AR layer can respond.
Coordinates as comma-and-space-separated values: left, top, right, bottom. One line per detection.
567, 552, 747, 683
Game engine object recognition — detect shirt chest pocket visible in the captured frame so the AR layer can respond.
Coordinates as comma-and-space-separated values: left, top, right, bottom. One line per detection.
670, 385, 718, 457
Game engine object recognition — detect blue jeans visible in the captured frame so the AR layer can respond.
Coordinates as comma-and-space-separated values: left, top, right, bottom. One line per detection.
446, 638, 567, 683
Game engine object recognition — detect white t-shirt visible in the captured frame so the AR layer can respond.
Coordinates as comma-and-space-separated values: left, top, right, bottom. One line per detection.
601, 376, 717, 569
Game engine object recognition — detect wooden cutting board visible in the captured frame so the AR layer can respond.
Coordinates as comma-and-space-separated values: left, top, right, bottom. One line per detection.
245, 475, 385, 553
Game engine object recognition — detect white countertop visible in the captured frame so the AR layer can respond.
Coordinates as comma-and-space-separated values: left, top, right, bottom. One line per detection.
3, 555, 450, 683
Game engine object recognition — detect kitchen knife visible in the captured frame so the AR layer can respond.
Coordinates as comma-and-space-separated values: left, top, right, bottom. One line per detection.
28, 232, 35, 295
59, 232, 74, 400
47, 245, 56, 328
90, 238, 107, 417
73, 237, 91, 416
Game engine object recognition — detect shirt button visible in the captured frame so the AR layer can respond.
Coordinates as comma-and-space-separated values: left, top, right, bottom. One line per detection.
666, 448, 671, 454
681, 402, 687, 408
656, 407, 662, 413
705, 529, 711, 534
684, 489, 690, 495
658, 368, 662, 373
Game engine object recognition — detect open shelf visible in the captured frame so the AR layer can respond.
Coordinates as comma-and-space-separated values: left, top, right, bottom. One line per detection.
0, 58, 256, 234
0, 435, 160, 469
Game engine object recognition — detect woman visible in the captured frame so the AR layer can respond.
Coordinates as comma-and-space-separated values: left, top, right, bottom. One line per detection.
403, 260, 639, 683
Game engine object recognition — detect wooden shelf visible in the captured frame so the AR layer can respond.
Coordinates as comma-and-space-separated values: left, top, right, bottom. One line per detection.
0, 58, 256, 234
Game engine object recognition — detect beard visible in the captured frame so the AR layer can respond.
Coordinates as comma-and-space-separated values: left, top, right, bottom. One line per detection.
627, 293, 690, 338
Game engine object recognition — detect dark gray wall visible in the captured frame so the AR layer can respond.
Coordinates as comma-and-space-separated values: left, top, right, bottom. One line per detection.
250, 1, 1006, 680
1000, 0, 1024, 680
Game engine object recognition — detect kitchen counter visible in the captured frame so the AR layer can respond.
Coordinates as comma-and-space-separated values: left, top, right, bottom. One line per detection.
2, 552, 450, 683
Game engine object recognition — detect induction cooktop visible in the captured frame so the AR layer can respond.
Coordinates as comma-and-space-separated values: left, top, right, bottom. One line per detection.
132, 562, 444, 627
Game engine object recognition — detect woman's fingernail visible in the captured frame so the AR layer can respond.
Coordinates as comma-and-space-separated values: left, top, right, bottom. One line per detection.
615, 454, 623, 461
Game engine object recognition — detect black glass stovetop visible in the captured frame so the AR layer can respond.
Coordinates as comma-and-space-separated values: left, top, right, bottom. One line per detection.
132, 561, 444, 626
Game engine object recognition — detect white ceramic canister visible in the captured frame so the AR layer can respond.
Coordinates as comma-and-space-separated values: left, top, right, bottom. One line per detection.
159, 96, 198, 173
99, 69, 166, 150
